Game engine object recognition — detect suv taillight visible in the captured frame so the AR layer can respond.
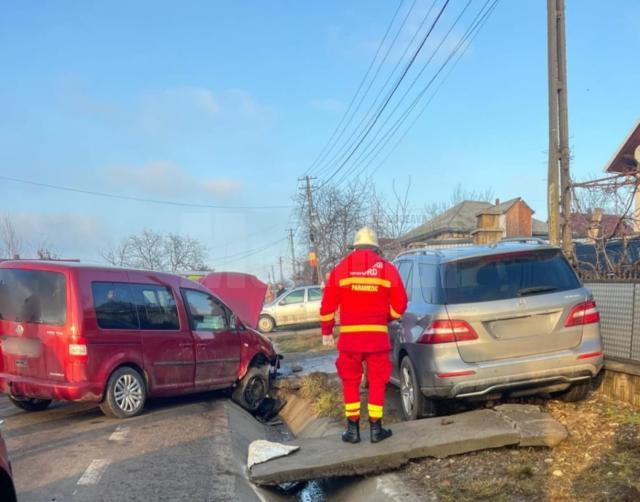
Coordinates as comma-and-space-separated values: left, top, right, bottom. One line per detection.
418, 320, 478, 344
565, 300, 600, 327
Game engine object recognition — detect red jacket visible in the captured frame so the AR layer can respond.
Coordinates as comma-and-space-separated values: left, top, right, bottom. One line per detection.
320, 249, 408, 353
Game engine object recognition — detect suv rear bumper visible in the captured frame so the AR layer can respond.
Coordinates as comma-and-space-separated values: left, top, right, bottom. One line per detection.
0, 374, 103, 402
423, 366, 598, 399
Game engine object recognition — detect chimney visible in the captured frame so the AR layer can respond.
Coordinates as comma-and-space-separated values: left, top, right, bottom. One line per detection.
495, 198, 500, 206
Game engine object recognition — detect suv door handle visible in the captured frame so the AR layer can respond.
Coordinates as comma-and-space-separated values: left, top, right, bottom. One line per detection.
179, 343, 192, 349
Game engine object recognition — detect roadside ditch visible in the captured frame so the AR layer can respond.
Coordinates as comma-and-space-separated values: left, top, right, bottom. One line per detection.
227, 370, 424, 502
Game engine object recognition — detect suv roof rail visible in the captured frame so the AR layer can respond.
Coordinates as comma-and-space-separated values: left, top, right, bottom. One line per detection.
395, 248, 444, 259
490, 237, 548, 247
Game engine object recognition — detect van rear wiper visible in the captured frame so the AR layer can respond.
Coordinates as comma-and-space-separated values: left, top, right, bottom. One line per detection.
518, 286, 558, 296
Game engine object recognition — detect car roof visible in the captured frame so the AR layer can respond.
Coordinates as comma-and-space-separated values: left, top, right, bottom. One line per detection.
394, 241, 561, 264
0, 259, 200, 287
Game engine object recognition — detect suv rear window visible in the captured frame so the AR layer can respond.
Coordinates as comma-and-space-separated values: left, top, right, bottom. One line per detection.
443, 249, 581, 304
0, 269, 67, 325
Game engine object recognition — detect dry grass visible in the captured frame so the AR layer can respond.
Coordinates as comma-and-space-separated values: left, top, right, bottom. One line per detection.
402, 394, 640, 501
299, 372, 344, 421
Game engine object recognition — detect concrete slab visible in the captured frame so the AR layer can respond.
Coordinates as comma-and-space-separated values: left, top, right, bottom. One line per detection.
250, 409, 520, 486
494, 404, 568, 447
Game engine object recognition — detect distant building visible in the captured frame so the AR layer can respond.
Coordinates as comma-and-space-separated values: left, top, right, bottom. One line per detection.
399, 198, 548, 248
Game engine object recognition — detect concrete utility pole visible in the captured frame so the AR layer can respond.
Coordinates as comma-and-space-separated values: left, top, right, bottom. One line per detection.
547, 0, 572, 253
288, 228, 297, 279
278, 256, 284, 284
301, 176, 322, 284
556, 0, 572, 255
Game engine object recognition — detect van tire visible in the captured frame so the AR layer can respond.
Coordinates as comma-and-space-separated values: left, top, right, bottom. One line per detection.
399, 357, 436, 420
258, 316, 275, 333
100, 366, 147, 419
9, 396, 52, 412
233, 365, 269, 412
553, 380, 591, 402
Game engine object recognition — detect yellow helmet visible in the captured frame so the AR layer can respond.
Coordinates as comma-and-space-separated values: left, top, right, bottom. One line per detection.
353, 226, 380, 249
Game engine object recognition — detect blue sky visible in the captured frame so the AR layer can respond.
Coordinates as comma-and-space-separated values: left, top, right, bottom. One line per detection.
1, 0, 638, 280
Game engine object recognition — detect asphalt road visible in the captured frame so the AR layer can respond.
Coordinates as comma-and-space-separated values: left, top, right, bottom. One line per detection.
1, 391, 244, 502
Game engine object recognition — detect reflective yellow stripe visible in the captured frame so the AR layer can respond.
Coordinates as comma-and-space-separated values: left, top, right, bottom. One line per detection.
345, 410, 360, 418
390, 306, 402, 319
339, 277, 391, 288
368, 404, 383, 419
345, 402, 361, 411
340, 324, 388, 334
320, 313, 335, 322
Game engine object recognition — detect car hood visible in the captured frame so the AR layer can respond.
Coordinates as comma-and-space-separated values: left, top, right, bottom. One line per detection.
198, 272, 267, 330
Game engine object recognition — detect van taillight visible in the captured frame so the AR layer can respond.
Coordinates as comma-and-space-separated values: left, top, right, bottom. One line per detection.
418, 320, 478, 344
565, 300, 600, 327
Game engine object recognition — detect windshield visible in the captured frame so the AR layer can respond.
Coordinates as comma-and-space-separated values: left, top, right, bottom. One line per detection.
0, 269, 67, 325
442, 249, 581, 304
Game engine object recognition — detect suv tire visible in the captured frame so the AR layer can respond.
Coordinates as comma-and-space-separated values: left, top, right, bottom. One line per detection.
9, 396, 52, 412
233, 365, 269, 411
258, 315, 275, 333
100, 366, 147, 419
399, 356, 436, 420
553, 380, 591, 402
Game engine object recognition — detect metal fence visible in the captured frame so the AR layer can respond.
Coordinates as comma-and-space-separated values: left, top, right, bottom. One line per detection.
585, 282, 640, 363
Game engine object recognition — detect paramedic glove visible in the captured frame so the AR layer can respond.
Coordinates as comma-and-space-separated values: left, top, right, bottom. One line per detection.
322, 335, 335, 347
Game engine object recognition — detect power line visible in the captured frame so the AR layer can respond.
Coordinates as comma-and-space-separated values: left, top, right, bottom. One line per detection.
335, 0, 499, 186
319, 0, 451, 187
304, 0, 408, 176
365, 1, 500, 182
212, 237, 287, 266
313, 0, 438, 179
333, 0, 475, 186
0, 175, 292, 210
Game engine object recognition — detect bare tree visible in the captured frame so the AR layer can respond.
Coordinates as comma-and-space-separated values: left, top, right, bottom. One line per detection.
571, 173, 639, 279
101, 239, 132, 267
0, 214, 22, 258
102, 229, 209, 272
164, 233, 208, 272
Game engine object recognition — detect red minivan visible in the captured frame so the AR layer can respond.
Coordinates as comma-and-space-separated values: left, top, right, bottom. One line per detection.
0, 261, 279, 418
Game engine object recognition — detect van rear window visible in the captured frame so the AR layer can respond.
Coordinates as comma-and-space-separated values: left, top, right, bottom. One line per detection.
0, 269, 67, 325
443, 249, 581, 304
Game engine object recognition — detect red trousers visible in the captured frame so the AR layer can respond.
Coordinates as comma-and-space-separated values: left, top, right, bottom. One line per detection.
336, 350, 392, 420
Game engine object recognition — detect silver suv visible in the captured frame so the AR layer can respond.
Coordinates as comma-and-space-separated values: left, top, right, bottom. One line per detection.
390, 240, 604, 420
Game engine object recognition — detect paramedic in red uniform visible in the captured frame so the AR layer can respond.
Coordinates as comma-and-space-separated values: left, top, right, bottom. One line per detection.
320, 227, 407, 443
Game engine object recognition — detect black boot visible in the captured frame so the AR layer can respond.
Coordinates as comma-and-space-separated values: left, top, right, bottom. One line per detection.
342, 418, 361, 444
370, 419, 392, 443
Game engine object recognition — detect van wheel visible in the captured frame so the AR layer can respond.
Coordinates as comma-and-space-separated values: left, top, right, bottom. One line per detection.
233, 366, 269, 411
400, 357, 436, 420
100, 367, 147, 419
9, 396, 52, 412
553, 380, 591, 402
258, 316, 275, 333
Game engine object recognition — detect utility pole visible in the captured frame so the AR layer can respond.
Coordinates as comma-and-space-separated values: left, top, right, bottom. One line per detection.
288, 228, 297, 280
556, 0, 572, 255
278, 256, 284, 284
300, 176, 322, 284
547, 0, 572, 252
547, 0, 560, 246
